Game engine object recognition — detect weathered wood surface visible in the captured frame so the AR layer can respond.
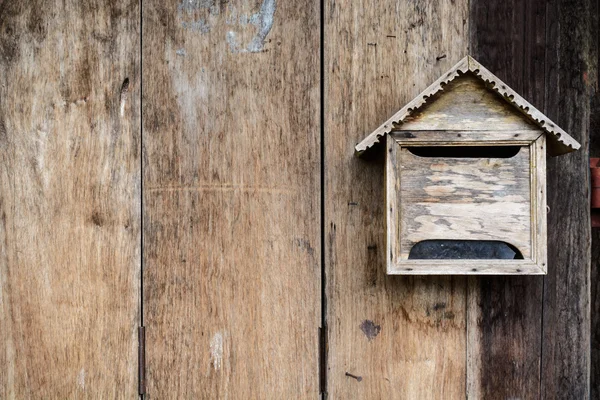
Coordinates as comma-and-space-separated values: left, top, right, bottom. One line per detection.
142, 0, 320, 397
0, 1, 140, 398
325, 0, 469, 397
532, 134, 547, 274
400, 75, 539, 131
392, 130, 543, 144
467, 0, 547, 396
541, 0, 594, 398
386, 126, 547, 275
356, 56, 580, 156
592, 229, 600, 400
469, 0, 593, 398
399, 146, 532, 258
591, 34, 600, 400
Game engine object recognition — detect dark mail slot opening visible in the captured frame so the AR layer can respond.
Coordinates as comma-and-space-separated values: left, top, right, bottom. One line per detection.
407, 146, 521, 158
408, 240, 524, 260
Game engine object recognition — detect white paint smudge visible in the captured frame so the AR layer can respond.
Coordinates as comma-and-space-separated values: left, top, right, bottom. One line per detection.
77, 368, 85, 390
177, 0, 276, 52
226, 31, 240, 53
227, 0, 277, 53
181, 19, 211, 33
210, 332, 224, 370
178, 0, 214, 13
246, 0, 276, 53
176, 48, 187, 56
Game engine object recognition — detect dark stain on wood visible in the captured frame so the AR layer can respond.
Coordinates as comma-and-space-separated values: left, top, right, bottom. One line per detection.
91, 211, 105, 227
359, 320, 381, 341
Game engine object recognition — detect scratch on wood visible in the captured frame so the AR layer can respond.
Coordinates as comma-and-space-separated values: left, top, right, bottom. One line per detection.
210, 332, 224, 370
145, 184, 297, 195
120, 78, 129, 117
77, 368, 85, 390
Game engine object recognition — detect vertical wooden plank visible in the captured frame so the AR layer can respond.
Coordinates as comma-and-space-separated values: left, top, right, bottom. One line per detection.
467, 1, 546, 397
592, 229, 600, 400
325, 1, 469, 398
591, 14, 600, 393
542, 0, 594, 397
0, 1, 140, 398
469, 0, 595, 398
142, 0, 320, 397
592, 4, 600, 392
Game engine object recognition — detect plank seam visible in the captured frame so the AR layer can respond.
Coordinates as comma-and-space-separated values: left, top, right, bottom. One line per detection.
139, 0, 145, 397
539, 1, 549, 398
319, 0, 328, 396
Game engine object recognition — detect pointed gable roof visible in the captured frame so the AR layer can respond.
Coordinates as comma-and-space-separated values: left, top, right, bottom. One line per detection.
355, 55, 580, 156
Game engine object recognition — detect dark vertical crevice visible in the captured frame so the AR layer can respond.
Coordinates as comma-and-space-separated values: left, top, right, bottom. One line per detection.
139, 0, 145, 398
539, 3, 549, 399
319, 0, 327, 398
589, 0, 600, 397
139, 0, 144, 333
319, 0, 327, 397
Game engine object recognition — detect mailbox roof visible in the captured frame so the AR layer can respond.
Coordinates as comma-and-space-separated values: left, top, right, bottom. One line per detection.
355, 55, 580, 157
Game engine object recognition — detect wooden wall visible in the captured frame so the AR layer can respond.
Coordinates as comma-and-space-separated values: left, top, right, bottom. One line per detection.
142, 0, 320, 398
469, 1, 595, 398
0, 0, 596, 398
0, 1, 141, 398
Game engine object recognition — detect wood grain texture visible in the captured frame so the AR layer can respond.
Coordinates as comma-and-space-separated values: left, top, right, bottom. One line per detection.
325, 0, 469, 397
0, 1, 140, 398
541, 0, 594, 397
592, 228, 600, 400
467, 1, 545, 397
399, 146, 532, 258
386, 133, 548, 275
590, 5, 600, 393
392, 130, 543, 144
532, 135, 547, 273
400, 75, 539, 131
142, 0, 320, 397
354, 57, 470, 155
469, 0, 593, 398
356, 56, 580, 156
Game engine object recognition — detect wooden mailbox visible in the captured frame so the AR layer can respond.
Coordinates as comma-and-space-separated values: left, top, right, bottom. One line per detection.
356, 56, 580, 275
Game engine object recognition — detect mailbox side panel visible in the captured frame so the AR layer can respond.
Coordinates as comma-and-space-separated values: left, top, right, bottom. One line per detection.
385, 135, 401, 274
532, 134, 547, 272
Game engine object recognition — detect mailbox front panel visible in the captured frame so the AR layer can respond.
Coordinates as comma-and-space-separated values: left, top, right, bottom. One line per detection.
386, 133, 547, 275
398, 145, 531, 259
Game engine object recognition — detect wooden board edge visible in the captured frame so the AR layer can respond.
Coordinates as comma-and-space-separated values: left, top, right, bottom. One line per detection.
387, 260, 546, 275
532, 135, 548, 273
386, 135, 400, 274
391, 130, 543, 145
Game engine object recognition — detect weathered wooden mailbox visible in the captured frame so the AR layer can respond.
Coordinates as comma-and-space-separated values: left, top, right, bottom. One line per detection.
356, 56, 580, 275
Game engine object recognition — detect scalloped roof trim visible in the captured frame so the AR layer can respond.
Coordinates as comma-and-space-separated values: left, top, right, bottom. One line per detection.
355, 55, 580, 157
